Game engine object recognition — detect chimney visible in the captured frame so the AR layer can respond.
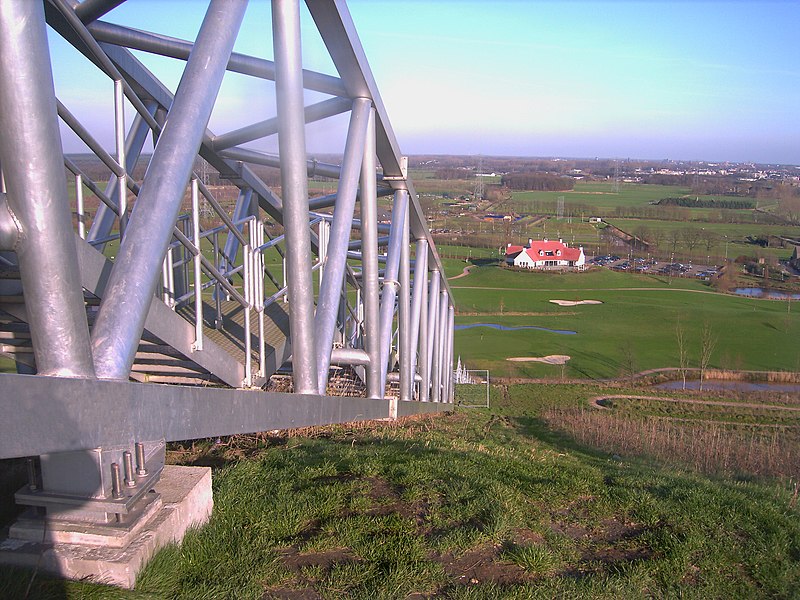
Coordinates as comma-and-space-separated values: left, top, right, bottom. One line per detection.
528, 238, 532, 246
507, 242, 511, 248
559, 238, 563, 244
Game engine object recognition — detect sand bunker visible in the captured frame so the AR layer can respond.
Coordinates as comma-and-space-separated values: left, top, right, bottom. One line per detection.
549, 299, 603, 306
507, 355, 571, 365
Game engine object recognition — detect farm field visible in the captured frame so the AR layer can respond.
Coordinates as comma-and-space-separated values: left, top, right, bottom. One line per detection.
450, 265, 800, 379
3, 383, 797, 598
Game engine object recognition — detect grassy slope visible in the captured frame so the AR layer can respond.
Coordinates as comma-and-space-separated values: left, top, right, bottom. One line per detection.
451, 267, 800, 379
4, 384, 798, 598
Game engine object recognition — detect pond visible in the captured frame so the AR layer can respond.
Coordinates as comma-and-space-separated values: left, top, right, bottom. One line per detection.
734, 288, 800, 300
655, 380, 800, 392
454, 323, 577, 335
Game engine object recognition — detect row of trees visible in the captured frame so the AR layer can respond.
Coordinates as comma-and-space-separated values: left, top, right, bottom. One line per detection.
630, 225, 721, 254
500, 173, 575, 192
656, 197, 755, 210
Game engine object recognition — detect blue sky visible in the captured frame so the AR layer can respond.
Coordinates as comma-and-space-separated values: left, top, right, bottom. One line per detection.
50, 1, 799, 164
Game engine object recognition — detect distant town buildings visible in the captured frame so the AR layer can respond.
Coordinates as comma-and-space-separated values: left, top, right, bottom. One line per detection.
504, 238, 586, 271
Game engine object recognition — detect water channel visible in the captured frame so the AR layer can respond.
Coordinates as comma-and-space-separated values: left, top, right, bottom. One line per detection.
733, 288, 800, 300
454, 323, 577, 335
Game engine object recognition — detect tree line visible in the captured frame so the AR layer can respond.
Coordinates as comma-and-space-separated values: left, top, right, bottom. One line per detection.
656, 197, 755, 210
500, 173, 575, 191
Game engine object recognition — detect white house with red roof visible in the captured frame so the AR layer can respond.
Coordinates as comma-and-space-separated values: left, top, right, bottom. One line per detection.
505, 238, 585, 271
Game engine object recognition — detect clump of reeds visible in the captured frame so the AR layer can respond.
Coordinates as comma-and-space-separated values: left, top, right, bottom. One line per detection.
543, 407, 799, 479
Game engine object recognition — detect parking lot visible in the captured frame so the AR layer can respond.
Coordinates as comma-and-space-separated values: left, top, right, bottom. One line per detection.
588, 255, 719, 279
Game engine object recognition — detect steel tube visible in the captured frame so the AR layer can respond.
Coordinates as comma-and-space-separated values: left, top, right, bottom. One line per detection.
435, 291, 448, 403
313, 98, 370, 392
330, 347, 371, 366
212, 96, 352, 151
418, 261, 430, 402
114, 79, 127, 236
191, 178, 203, 351
75, 175, 86, 239
220, 146, 347, 181
48, 0, 162, 133
446, 305, 455, 403
360, 108, 382, 399
408, 240, 428, 395
88, 99, 156, 248
91, 0, 246, 379
75, 0, 127, 24
0, 0, 95, 378
425, 271, 440, 401
272, 0, 317, 394
309, 187, 393, 211
87, 19, 347, 97
399, 195, 412, 402
378, 189, 408, 392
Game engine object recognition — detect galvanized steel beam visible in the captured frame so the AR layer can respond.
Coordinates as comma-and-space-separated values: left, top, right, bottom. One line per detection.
313, 98, 371, 393
0, 0, 95, 378
273, 0, 318, 394
91, 0, 247, 380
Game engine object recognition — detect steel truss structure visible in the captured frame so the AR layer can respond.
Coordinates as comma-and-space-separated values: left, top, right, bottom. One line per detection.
0, 0, 454, 533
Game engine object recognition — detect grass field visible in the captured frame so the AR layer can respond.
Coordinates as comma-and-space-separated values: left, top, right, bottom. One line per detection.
512, 183, 689, 212
450, 265, 800, 379
3, 383, 798, 598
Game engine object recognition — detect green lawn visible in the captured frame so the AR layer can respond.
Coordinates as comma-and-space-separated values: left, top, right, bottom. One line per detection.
451, 266, 799, 379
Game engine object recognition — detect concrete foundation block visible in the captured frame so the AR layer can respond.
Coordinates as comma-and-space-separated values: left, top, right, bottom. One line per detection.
0, 465, 212, 589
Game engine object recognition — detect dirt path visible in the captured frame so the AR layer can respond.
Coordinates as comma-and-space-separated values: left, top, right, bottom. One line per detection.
449, 265, 474, 280
588, 394, 800, 412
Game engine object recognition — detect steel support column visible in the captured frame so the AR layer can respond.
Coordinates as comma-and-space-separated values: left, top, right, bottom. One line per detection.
418, 254, 430, 402
272, 0, 317, 394
426, 271, 441, 402
435, 291, 449, 403
314, 98, 370, 393
91, 0, 246, 379
378, 189, 408, 392
360, 108, 382, 399
398, 194, 412, 402
0, 0, 94, 378
446, 305, 455, 403
408, 239, 428, 398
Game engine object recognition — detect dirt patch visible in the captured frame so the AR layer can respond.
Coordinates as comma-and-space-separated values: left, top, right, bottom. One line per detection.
279, 546, 360, 573
549, 299, 602, 306
507, 355, 570, 365
430, 543, 532, 586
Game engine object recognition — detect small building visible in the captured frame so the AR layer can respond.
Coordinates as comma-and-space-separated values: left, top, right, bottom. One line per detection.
505, 238, 585, 271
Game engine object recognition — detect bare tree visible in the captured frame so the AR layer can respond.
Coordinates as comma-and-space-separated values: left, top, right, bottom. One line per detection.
649, 228, 665, 252
620, 340, 638, 383
676, 322, 689, 389
668, 228, 682, 253
682, 227, 703, 253
699, 322, 717, 391
702, 230, 720, 253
